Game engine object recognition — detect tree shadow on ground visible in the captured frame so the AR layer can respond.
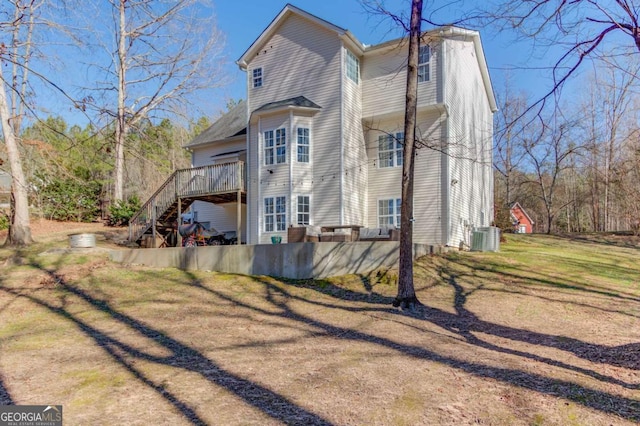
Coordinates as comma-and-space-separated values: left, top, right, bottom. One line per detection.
1, 258, 333, 426
186, 274, 640, 422
0, 374, 13, 405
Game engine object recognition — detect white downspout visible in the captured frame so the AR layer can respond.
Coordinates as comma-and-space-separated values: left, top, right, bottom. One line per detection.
440, 38, 451, 247
289, 110, 294, 233
339, 43, 345, 225
257, 116, 262, 244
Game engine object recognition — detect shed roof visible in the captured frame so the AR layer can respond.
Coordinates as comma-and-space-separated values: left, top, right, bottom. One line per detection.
185, 100, 247, 148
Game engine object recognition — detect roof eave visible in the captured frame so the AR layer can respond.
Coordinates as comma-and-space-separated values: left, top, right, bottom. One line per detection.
238, 4, 359, 70
183, 133, 246, 150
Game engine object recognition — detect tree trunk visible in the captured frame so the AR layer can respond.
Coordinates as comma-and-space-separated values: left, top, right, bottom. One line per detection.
0, 72, 33, 246
394, 0, 422, 311
114, 0, 128, 203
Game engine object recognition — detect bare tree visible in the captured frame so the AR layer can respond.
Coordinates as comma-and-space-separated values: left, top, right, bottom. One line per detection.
392, 0, 422, 311
493, 79, 529, 210
521, 114, 580, 234
84, 0, 226, 202
0, 0, 43, 246
483, 1, 640, 116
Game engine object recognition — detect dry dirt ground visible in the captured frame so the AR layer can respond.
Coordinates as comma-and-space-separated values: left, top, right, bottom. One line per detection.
0, 224, 638, 425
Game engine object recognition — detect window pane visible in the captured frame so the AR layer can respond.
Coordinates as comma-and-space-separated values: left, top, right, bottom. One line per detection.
379, 199, 400, 227
297, 195, 309, 225
264, 130, 274, 165
264, 197, 274, 232
276, 129, 286, 164
418, 46, 430, 64
253, 68, 262, 88
276, 197, 287, 231
346, 50, 359, 84
265, 216, 274, 232
418, 64, 429, 82
264, 198, 273, 214
297, 128, 309, 163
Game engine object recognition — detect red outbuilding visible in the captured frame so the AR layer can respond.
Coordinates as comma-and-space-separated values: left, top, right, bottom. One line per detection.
510, 202, 534, 233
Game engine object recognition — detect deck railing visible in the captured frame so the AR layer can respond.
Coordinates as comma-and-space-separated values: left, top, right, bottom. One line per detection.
129, 161, 245, 242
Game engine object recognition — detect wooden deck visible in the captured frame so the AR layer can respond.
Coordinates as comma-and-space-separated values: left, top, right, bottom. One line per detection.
129, 162, 246, 244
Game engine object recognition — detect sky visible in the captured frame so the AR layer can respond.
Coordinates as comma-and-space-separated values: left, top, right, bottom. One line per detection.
208, 0, 547, 117
16, 0, 589, 127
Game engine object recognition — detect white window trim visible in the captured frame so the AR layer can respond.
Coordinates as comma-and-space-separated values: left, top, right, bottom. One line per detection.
252, 67, 263, 88
296, 194, 311, 226
345, 49, 359, 84
264, 196, 287, 233
418, 45, 430, 83
377, 198, 401, 228
296, 127, 310, 163
377, 132, 404, 168
264, 128, 287, 166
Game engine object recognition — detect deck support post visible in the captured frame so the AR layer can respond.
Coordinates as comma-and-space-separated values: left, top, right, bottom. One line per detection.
177, 197, 182, 247
151, 199, 157, 247
236, 189, 242, 245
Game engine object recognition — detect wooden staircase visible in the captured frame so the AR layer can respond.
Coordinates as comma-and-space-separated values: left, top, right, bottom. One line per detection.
128, 162, 246, 244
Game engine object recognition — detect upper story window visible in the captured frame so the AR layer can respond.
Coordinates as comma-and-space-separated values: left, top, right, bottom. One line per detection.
378, 132, 404, 168
264, 128, 286, 165
418, 45, 430, 82
379, 198, 401, 228
297, 127, 310, 163
252, 67, 263, 88
345, 50, 359, 84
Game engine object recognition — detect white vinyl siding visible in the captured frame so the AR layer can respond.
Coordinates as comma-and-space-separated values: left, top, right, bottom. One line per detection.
418, 45, 430, 82
264, 196, 286, 232
362, 42, 438, 118
378, 198, 401, 227
297, 195, 310, 225
444, 38, 494, 247
297, 127, 310, 163
378, 132, 403, 168
345, 49, 359, 84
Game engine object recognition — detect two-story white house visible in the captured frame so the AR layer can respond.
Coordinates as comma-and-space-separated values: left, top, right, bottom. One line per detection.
185, 3, 497, 248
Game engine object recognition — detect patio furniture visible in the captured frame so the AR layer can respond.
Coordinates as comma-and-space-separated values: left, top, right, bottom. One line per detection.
287, 225, 321, 243
358, 225, 399, 241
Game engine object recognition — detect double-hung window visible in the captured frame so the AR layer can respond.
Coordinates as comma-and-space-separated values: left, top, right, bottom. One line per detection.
345, 50, 359, 84
253, 67, 263, 88
275, 128, 286, 164
378, 132, 404, 168
264, 196, 286, 232
297, 128, 310, 163
418, 45, 430, 82
264, 130, 274, 165
297, 195, 310, 225
379, 198, 401, 227
265, 128, 286, 165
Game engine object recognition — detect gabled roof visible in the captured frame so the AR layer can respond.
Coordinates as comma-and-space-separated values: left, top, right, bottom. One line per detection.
237, 3, 364, 69
510, 202, 534, 224
236, 5, 497, 113
185, 100, 247, 148
253, 96, 321, 114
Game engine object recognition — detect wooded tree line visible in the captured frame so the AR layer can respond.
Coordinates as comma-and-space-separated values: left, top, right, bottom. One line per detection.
13, 115, 206, 222
0, 0, 224, 245
493, 67, 640, 235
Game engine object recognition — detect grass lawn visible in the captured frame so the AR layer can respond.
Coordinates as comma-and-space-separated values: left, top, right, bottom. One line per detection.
0, 231, 638, 425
